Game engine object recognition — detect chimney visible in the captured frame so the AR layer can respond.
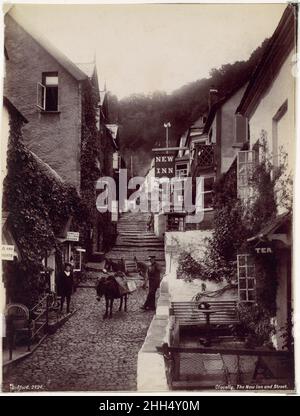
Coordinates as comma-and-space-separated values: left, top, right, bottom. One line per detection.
208, 86, 219, 111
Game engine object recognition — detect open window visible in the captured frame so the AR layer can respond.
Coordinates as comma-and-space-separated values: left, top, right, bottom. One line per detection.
37, 72, 59, 111
237, 254, 256, 302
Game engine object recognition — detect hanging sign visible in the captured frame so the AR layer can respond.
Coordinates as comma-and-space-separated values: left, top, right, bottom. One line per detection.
154, 153, 175, 178
67, 232, 80, 242
1, 244, 15, 261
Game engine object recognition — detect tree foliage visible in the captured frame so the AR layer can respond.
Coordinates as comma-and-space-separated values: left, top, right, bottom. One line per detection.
113, 40, 269, 174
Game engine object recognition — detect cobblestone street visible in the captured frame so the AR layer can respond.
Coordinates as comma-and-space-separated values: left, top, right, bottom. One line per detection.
3, 280, 154, 392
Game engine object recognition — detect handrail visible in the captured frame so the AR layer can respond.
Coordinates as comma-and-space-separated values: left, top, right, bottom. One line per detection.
6, 294, 53, 361
30, 294, 49, 314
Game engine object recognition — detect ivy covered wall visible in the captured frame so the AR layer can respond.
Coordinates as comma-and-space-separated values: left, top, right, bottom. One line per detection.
3, 112, 86, 307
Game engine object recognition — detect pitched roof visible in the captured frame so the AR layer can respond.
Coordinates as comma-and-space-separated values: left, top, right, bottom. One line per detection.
105, 124, 119, 140
100, 90, 107, 106
76, 62, 96, 79
3, 96, 28, 123
6, 10, 88, 82
105, 124, 119, 149
247, 212, 291, 242
236, 5, 296, 117
30, 151, 64, 183
203, 83, 248, 134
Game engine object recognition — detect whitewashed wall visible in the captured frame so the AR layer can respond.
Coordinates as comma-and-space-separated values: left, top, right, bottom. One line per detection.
164, 230, 236, 301
249, 50, 295, 176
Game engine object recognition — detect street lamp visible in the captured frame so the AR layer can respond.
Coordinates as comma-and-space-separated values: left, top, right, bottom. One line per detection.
164, 122, 171, 150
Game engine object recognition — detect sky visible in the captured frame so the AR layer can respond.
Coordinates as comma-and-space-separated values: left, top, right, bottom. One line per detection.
6, 2, 287, 99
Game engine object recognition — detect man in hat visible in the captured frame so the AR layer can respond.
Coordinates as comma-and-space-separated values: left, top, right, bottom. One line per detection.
141, 256, 161, 311
58, 262, 74, 314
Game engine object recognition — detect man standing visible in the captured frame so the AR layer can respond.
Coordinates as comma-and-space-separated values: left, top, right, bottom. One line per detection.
58, 263, 74, 314
141, 256, 161, 311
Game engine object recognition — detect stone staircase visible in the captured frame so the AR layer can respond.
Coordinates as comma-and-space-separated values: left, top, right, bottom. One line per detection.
87, 212, 165, 277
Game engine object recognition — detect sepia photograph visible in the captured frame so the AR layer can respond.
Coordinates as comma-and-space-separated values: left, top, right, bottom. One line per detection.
0, 1, 298, 394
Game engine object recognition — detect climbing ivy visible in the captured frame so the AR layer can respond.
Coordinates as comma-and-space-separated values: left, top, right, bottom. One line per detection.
178, 133, 292, 318
3, 115, 86, 307
80, 80, 117, 254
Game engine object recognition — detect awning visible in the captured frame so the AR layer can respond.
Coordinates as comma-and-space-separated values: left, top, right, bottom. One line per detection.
247, 211, 291, 246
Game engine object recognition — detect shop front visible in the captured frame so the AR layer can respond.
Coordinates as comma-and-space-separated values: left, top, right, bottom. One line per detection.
245, 212, 292, 350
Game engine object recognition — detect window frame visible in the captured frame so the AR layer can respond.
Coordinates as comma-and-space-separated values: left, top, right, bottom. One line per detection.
237, 254, 256, 302
37, 72, 59, 112
237, 150, 257, 203
199, 175, 215, 212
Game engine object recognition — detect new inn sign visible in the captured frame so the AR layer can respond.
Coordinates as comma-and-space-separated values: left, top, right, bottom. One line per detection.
155, 154, 175, 178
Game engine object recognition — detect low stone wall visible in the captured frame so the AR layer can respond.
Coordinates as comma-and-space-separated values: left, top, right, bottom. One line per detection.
137, 276, 170, 392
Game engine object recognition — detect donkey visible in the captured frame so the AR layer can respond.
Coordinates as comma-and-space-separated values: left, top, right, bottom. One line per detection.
96, 275, 128, 319
104, 258, 127, 275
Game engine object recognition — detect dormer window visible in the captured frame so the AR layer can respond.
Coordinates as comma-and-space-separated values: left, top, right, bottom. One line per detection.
37, 72, 59, 112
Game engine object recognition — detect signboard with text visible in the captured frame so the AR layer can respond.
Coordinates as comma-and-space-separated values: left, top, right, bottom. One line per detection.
1, 245, 15, 261
253, 241, 274, 255
67, 232, 80, 242
154, 153, 175, 178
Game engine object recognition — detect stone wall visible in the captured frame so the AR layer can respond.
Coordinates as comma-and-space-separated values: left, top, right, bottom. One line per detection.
137, 276, 170, 391
4, 15, 82, 190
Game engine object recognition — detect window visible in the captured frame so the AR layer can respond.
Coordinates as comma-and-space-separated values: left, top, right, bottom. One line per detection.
199, 176, 215, 211
175, 163, 188, 177
237, 151, 257, 203
111, 200, 118, 222
96, 103, 100, 130
37, 72, 59, 111
167, 215, 185, 231
71, 248, 86, 272
113, 152, 119, 170
234, 114, 248, 145
237, 254, 256, 302
272, 100, 288, 168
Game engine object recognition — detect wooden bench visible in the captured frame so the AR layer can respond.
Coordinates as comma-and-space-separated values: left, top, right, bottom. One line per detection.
170, 300, 238, 326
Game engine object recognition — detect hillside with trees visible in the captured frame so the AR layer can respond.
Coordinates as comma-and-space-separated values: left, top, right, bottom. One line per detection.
108, 39, 269, 176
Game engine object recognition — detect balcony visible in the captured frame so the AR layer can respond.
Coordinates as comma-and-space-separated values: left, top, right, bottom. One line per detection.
191, 144, 215, 173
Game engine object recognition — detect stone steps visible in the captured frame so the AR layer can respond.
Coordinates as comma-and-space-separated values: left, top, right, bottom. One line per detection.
88, 211, 165, 274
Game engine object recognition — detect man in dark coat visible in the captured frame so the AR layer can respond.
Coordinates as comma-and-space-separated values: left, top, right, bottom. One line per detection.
59, 263, 74, 314
141, 256, 161, 311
